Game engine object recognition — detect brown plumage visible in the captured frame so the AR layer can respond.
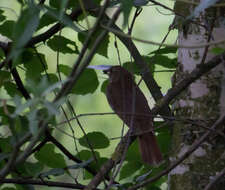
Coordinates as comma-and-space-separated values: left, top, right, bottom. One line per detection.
104, 66, 162, 165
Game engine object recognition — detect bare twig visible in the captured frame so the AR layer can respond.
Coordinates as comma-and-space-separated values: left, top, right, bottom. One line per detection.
0, 133, 31, 179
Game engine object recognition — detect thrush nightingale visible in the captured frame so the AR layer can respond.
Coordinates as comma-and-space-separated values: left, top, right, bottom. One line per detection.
103, 66, 162, 165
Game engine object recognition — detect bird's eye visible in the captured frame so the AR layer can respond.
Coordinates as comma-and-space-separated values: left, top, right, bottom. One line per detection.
103, 69, 111, 74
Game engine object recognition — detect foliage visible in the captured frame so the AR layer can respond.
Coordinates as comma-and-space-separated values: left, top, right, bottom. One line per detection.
0, 0, 180, 190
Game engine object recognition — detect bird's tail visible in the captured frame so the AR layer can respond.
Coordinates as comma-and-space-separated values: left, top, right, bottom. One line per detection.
138, 132, 163, 165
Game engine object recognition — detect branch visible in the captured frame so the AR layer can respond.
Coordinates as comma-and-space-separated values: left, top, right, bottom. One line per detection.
27, 1, 98, 47
84, 133, 136, 190
45, 132, 109, 180
55, 4, 121, 101
0, 178, 101, 190
152, 52, 225, 115
127, 113, 225, 190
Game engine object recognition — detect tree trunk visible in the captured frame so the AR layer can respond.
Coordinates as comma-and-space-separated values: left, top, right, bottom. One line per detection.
169, 1, 225, 190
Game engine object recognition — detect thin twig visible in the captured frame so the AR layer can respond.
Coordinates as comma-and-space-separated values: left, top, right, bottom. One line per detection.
0, 178, 101, 190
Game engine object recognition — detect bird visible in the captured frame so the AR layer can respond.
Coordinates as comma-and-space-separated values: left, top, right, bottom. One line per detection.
103, 66, 162, 165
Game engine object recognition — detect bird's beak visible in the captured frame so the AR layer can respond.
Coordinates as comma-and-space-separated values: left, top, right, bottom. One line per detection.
87, 65, 112, 71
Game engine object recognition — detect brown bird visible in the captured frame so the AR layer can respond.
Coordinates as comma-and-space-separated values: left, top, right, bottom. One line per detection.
103, 66, 162, 165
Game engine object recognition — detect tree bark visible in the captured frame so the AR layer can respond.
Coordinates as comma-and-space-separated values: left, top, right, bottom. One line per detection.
169, 1, 225, 190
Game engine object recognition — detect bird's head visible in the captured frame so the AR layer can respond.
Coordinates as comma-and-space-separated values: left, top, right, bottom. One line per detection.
103, 66, 133, 83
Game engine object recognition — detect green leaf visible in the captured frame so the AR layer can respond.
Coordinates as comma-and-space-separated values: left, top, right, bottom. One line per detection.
155, 124, 171, 155
58, 64, 71, 75
149, 55, 177, 69
76, 150, 107, 179
23, 50, 47, 81
0, 10, 6, 22
1, 188, 16, 190
17, 162, 44, 177
4, 82, 22, 97
0, 20, 15, 39
0, 71, 11, 87
121, 0, 133, 27
120, 161, 142, 180
0, 138, 13, 153
123, 62, 141, 75
14, 116, 29, 137
26, 75, 58, 96
47, 35, 78, 54
126, 139, 142, 162
34, 143, 66, 168
38, 13, 57, 30
137, 163, 167, 185
44, 5, 81, 32
76, 149, 100, 160
71, 69, 99, 95
10, 3, 40, 60
49, 0, 61, 9
101, 79, 109, 94
123, 56, 155, 75
149, 47, 177, 55
78, 29, 110, 58
79, 132, 110, 149
210, 47, 225, 55
42, 73, 59, 85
